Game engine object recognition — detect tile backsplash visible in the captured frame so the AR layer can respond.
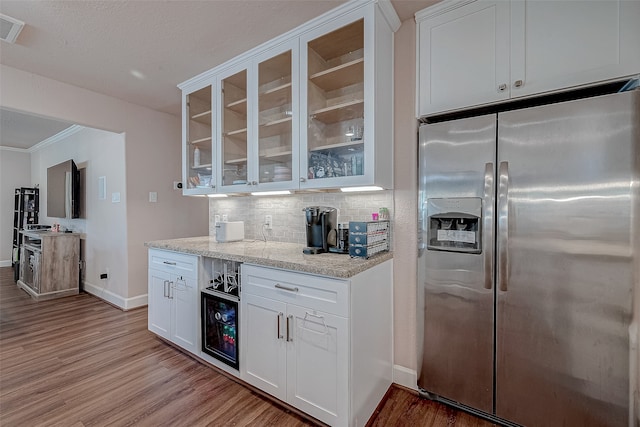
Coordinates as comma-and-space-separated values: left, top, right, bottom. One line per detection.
209, 191, 393, 244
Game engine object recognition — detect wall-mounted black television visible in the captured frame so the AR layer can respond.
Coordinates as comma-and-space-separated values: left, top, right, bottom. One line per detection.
47, 159, 80, 219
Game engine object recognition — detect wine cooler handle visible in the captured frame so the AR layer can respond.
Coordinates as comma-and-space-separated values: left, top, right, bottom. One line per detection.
498, 161, 510, 292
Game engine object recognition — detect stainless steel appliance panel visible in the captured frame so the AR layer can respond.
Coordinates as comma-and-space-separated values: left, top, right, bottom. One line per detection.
417, 114, 496, 412
495, 91, 639, 426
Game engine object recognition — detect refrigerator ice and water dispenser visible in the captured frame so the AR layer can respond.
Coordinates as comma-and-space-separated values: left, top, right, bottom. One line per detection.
426, 198, 481, 253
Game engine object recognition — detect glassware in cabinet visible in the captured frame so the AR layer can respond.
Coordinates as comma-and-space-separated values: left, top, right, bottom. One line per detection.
258, 50, 294, 185
305, 19, 365, 182
221, 69, 249, 187
185, 85, 214, 190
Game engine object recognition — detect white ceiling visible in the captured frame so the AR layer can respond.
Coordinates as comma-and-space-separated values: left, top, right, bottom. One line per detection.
0, 0, 436, 149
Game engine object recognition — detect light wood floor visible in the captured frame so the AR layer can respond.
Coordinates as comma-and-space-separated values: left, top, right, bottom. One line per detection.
0, 266, 494, 426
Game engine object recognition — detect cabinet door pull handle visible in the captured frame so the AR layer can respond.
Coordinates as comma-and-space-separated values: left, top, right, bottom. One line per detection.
498, 83, 507, 92
277, 312, 284, 339
168, 281, 174, 299
163, 261, 177, 265
275, 283, 299, 292
163, 280, 169, 297
513, 79, 524, 88
300, 177, 306, 183
286, 315, 293, 342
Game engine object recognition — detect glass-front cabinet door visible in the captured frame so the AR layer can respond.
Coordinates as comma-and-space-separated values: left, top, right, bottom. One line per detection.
301, 15, 367, 189
253, 41, 298, 191
217, 63, 251, 192
183, 83, 215, 194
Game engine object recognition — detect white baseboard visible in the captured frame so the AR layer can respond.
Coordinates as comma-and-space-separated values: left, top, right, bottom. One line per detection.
83, 281, 147, 310
0, 260, 12, 267
393, 365, 418, 391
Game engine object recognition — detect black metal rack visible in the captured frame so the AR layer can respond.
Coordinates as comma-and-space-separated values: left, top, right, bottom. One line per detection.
12, 187, 39, 281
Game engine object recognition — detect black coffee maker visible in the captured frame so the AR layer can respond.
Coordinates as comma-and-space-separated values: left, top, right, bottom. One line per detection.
302, 206, 337, 254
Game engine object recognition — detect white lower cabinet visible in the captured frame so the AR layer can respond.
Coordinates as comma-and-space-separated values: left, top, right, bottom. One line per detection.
241, 261, 392, 427
148, 249, 199, 354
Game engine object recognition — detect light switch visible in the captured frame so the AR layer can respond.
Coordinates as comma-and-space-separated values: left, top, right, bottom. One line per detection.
111, 192, 120, 203
149, 192, 158, 203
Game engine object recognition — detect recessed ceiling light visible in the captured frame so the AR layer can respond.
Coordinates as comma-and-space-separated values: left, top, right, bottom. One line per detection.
130, 70, 146, 80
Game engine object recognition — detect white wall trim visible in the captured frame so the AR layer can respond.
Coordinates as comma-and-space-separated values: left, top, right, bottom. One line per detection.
377, 0, 401, 31
28, 125, 84, 153
83, 280, 147, 310
393, 365, 418, 391
0, 260, 12, 267
415, 0, 476, 22
0, 146, 29, 153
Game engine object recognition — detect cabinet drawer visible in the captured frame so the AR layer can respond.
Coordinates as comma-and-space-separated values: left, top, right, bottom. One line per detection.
242, 264, 349, 317
148, 249, 198, 278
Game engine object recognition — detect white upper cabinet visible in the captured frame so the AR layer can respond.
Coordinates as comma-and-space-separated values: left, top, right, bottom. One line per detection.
179, 0, 398, 194
300, 5, 395, 190
417, 0, 640, 117
417, 0, 510, 116
217, 61, 252, 193
182, 81, 215, 195
252, 41, 299, 192
509, 0, 640, 98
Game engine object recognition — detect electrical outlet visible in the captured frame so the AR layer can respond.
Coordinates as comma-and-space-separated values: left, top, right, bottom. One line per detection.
222, 214, 228, 222
265, 215, 273, 230
214, 214, 221, 226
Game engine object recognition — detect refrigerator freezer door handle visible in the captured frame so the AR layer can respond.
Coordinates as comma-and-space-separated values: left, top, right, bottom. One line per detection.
498, 161, 510, 292
483, 162, 494, 290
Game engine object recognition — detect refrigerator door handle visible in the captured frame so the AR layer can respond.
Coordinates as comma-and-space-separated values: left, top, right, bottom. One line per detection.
498, 161, 509, 292
483, 162, 494, 290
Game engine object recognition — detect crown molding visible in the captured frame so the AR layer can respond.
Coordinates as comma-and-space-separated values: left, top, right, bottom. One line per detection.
28, 125, 84, 153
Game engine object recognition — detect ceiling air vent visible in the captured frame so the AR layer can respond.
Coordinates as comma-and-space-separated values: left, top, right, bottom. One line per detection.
0, 13, 25, 44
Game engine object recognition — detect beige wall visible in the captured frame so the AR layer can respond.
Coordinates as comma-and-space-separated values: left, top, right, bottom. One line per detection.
0, 64, 208, 306
392, 19, 419, 383
0, 150, 31, 266
29, 127, 130, 304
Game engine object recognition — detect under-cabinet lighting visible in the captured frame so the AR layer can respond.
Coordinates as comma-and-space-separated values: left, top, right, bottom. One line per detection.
207, 194, 228, 198
340, 186, 383, 193
251, 190, 291, 196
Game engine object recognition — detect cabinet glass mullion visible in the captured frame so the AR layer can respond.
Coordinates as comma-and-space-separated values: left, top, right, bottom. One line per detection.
258, 50, 293, 185
222, 70, 249, 186
186, 86, 213, 189
306, 19, 365, 182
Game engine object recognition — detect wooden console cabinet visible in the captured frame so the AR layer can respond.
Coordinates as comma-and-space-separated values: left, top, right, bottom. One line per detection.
17, 230, 80, 301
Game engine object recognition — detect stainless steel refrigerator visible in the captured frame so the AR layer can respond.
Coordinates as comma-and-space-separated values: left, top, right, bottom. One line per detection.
417, 89, 639, 426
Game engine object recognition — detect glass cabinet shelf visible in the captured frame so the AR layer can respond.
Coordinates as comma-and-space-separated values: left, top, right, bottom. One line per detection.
310, 99, 364, 124
191, 136, 212, 144
225, 128, 248, 137
309, 57, 364, 91
191, 110, 212, 124
226, 98, 247, 115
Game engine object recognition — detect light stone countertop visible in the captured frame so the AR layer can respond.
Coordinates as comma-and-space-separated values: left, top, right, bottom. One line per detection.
145, 236, 393, 279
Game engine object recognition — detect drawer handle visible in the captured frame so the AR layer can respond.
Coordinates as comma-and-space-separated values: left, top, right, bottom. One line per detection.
163, 261, 177, 265
275, 283, 299, 292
